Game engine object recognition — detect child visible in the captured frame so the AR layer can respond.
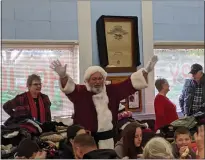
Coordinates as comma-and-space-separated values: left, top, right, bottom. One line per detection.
172, 127, 196, 159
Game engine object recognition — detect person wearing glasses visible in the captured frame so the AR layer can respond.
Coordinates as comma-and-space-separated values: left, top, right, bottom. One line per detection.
154, 78, 178, 131
3, 74, 51, 125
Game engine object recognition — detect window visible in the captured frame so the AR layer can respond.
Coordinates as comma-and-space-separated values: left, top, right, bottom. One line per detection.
154, 43, 204, 112
1, 42, 79, 122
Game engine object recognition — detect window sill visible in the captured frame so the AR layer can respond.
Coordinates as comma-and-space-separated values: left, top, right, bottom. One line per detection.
133, 111, 183, 120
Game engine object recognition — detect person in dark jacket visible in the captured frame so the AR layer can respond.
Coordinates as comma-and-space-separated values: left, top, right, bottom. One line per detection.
3, 74, 51, 125
59, 125, 86, 159
179, 63, 205, 116
72, 133, 117, 159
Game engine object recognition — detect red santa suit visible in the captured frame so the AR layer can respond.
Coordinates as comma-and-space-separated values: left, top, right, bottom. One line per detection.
59, 67, 148, 149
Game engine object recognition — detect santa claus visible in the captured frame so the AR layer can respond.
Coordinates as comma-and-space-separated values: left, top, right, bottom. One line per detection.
50, 55, 158, 149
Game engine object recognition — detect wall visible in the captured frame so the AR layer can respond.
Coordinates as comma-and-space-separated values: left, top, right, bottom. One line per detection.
2, 0, 78, 40
153, 0, 204, 41
91, 0, 143, 66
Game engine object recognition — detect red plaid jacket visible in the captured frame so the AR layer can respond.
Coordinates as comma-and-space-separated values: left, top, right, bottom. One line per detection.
3, 92, 51, 123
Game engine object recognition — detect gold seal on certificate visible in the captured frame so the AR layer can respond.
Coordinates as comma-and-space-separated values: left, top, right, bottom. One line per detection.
97, 16, 140, 73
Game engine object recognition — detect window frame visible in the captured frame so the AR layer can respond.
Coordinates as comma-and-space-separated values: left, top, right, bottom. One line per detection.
154, 41, 204, 49
2, 39, 78, 49
153, 41, 204, 114
1, 40, 80, 121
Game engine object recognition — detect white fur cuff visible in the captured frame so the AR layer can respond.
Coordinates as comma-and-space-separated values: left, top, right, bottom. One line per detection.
59, 74, 75, 94
131, 68, 148, 90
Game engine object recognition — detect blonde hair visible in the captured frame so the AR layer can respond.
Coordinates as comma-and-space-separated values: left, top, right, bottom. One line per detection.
143, 137, 174, 159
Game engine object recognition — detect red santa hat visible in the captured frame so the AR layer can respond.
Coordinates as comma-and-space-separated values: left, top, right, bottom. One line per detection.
84, 66, 107, 82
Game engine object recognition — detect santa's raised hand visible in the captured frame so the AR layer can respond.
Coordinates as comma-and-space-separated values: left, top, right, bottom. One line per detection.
144, 55, 158, 73
50, 59, 67, 78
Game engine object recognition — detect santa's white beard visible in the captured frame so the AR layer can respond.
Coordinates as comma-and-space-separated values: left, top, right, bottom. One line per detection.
91, 86, 103, 94
85, 82, 104, 94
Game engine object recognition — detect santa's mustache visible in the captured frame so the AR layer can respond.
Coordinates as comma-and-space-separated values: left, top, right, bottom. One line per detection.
94, 84, 102, 88
91, 86, 103, 93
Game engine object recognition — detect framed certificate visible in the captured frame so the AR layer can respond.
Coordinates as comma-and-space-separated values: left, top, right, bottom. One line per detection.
106, 76, 142, 112
97, 15, 141, 73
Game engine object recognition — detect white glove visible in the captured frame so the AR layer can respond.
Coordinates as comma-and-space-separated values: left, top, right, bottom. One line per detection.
50, 59, 67, 78
144, 55, 158, 73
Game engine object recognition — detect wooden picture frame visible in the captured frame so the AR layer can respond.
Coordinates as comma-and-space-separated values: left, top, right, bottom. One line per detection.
97, 15, 141, 73
127, 91, 142, 112
106, 76, 142, 112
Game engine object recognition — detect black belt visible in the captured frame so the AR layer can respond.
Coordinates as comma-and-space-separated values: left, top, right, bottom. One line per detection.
91, 130, 114, 145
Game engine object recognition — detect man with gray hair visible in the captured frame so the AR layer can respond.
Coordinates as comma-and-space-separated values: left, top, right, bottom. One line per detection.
179, 63, 205, 116
50, 55, 158, 149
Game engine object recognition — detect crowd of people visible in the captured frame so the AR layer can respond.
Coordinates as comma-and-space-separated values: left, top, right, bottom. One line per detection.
1, 55, 204, 159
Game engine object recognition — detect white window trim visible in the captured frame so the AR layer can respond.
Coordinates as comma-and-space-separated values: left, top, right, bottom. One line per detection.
77, 0, 93, 84
2, 39, 78, 44
2, 39, 78, 49
141, 0, 155, 114
154, 41, 204, 49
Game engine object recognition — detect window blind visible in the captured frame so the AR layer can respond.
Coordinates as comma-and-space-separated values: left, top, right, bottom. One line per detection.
1, 44, 79, 122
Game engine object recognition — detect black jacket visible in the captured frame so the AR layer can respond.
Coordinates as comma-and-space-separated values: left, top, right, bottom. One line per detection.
83, 149, 117, 159
59, 142, 75, 159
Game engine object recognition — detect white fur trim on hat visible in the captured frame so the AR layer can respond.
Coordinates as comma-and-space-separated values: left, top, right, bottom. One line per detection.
84, 66, 107, 82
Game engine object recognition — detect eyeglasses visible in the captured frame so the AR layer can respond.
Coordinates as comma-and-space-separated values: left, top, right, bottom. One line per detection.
32, 83, 42, 86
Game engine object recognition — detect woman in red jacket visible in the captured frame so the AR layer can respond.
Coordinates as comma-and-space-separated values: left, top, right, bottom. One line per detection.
154, 78, 178, 131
